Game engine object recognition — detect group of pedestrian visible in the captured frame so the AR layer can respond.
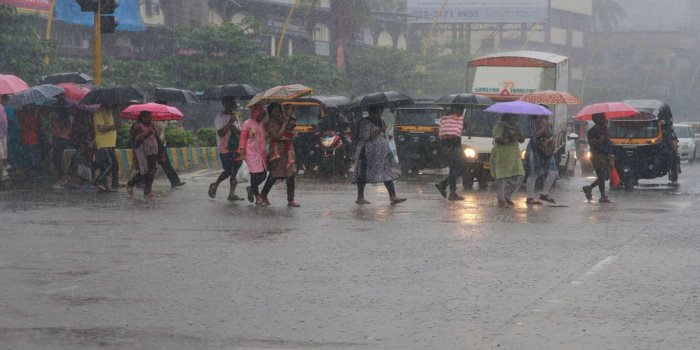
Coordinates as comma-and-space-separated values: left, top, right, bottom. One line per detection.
0, 92, 185, 195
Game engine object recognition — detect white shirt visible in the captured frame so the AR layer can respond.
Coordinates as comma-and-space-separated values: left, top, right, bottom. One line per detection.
214, 111, 240, 154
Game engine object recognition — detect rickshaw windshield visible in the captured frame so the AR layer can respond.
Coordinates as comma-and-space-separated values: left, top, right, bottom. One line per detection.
396, 109, 442, 126
466, 109, 530, 137
608, 120, 659, 138
294, 105, 322, 126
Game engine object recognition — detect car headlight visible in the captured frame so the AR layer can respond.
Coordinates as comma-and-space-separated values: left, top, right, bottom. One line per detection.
520, 149, 527, 160
464, 147, 477, 159
584, 151, 592, 160
429, 135, 437, 142
398, 135, 405, 142
321, 138, 334, 148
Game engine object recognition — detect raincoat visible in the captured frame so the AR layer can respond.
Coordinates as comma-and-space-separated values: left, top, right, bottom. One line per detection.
353, 117, 399, 184
490, 121, 525, 180
239, 117, 267, 173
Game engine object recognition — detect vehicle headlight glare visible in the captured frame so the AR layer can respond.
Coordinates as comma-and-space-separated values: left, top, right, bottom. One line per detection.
464, 148, 477, 159
520, 150, 527, 160
398, 135, 405, 142
584, 151, 592, 160
429, 135, 437, 142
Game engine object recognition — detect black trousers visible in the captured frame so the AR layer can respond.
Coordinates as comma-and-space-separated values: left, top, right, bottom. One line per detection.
94, 148, 119, 187
438, 139, 464, 193
261, 175, 295, 202
249, 172, 267, 196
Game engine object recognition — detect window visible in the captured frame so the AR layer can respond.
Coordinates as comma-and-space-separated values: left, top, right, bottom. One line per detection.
146, 0, 161, 16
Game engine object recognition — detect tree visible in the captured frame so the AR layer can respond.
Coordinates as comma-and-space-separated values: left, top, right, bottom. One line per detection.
345, 47, 418, 94
592, 0, 626, 32
0, 5, 53, 81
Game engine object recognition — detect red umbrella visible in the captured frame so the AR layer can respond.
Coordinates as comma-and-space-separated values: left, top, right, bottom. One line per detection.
575, 102, 639, 121
120, 103, 184, 121
0, 74, 30, 95
58, 83, 91, 103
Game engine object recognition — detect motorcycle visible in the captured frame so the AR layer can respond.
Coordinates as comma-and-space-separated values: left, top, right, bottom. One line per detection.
317, 129, 352, 177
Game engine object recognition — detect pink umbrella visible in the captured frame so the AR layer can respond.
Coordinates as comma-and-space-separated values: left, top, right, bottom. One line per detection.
0, 74, 30, 95
575, 102, 639, 121
120, 103, 184, 121
58, 83, 92, 103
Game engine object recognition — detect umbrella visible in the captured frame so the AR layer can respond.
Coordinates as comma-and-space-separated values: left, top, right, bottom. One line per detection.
9, 84, 65, 108
575, 102, 639, 121
350, 91, 413, 110
154, 88, 199, 104
40, 72, 93, 85
202, 84, 260, 101
0, 74, 30, 95
246, 92, 265, 107
58, 83, 92, 103
261, 84, 314, 101
81, 86, 144, 105
484, 100, 552, 116
435, 93, 493, 106
520, 90, 582, 105
120, 102, 184, 121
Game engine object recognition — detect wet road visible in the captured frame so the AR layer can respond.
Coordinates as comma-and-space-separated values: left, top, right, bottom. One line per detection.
1, 164, 700, 349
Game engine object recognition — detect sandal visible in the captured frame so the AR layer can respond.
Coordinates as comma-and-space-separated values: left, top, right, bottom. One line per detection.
355, 198, 371, 205
505, 198, 515, 207
526, 198, 543, 206
582, 186, 593, 202
539, 195, 556, 204
599, 196, 612, 203
435, 183, 447, 198
246, 186, 254, 203
208, 183, 218, 198
390, 197, 407, 205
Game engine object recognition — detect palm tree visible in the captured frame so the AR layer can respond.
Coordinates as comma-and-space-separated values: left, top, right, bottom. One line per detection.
592, 0, 627, 32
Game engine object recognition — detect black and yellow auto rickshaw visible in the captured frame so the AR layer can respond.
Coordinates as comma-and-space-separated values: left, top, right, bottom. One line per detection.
610, 100, 680, 190
284, 96, 351, 174
393, 101, 447, 177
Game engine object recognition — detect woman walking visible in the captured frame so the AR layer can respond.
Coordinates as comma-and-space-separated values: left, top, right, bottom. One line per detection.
260, 102, 300, 207
238, 104, 268, 206
435, 105, 466, 201
583, 113, 613, 203
491, 114, 526, 208
354, 105, 406, 205
126, 111, 159, 197
524, 114, 558, 205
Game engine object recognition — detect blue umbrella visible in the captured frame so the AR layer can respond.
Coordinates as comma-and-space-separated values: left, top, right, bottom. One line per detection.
485, 100, 552, 116
9, 84, 65, 108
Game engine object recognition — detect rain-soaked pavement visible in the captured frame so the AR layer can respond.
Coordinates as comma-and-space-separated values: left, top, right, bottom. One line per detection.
1, 164, 700, 350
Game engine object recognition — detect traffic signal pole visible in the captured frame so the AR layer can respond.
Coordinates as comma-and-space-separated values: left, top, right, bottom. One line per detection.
93, 1, 102, 85
43, 0, 56, 65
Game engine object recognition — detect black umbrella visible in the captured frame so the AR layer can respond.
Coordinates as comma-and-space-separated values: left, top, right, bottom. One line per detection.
154, 88, 199, 104
81, 86, 144, 105
350, 91, 413, 110
40, 72, 94, 85
202, 84, 260, 101
435, 93, 493, 106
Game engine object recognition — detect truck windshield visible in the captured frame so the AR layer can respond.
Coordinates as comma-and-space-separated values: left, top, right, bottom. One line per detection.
608, 120, 659, 139
465, 109, 530, 138
294, 105, 322, 126
396, 109, 442, 126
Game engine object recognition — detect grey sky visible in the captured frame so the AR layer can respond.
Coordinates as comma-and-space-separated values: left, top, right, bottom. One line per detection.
614, 0, 692, 31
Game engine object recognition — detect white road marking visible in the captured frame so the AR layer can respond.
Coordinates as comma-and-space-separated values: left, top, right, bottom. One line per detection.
571, 255, 617, 285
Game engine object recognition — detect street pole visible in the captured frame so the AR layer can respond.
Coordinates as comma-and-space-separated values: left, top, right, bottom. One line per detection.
93, 3, 102, 85
43, 0, 56, 65
277, 0, 300, 57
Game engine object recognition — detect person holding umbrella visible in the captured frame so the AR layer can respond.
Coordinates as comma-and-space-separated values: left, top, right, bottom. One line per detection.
524, 113, 558, 205
208, 97, 244, 201
490, 114, 526, 208
153, 100, 185, 189
583, 113, 613, 203
126, 111, 159, 197
354, 105, 406, 205
260, 102, 299, 207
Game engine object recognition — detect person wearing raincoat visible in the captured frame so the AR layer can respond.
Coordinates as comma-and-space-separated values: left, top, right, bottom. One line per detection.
353, 105, 406, 205
491, 114, 526, 208
238, 104, 268, 206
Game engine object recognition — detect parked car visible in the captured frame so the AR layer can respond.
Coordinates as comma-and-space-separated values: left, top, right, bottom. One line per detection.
674, 123, 697, 163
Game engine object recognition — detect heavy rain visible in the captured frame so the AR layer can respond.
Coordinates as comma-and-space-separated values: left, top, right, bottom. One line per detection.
1, 0, 700, 349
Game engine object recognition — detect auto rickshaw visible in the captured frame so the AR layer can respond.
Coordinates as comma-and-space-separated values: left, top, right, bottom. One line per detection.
284, 96, 351, 174
393, 101, 447, 177
610, 100, 680, 190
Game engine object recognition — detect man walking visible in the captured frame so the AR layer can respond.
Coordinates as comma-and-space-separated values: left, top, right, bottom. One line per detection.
208, 97, 244, 201
583, 113, 613, 203
92, 104, 120, 191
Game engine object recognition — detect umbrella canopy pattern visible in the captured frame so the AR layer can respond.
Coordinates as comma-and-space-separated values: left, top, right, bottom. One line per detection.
154, 88, 199, 104
9, 84, 65, 108
435, 93, 493, 106
40, 72, 93, 85
485, 100, 552, 116
575, 102, 639, 121
58, 83, 92, 103
0, 74, 30, 95
261, 84, 314, 101
120, 103, 184, 121
350, 91, 414, 110
202, 84, 260, 101
81, 86, 144, 105
520, 90, 582, 105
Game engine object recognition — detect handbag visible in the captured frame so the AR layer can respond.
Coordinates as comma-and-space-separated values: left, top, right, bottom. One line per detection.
439, 115, 464, 139
610, 162, 621, 188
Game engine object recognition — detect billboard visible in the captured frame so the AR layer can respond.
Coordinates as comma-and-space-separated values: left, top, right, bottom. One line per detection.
407, 0, 549, 23
0, 0, 51, 13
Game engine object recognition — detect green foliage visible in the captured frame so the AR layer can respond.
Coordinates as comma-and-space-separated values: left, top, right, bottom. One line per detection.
195, 128, 217, 147
0, 5, 53, 81
116, 123, 132, 149
346, 47, 419, 94
165, 128, 196, 148
278, 55, 344, 95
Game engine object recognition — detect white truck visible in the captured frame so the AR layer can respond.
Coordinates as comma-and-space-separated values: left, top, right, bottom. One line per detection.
462, 51, 576, 189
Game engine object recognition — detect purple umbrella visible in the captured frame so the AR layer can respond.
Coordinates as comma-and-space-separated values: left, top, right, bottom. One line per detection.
484, 100, 553, 116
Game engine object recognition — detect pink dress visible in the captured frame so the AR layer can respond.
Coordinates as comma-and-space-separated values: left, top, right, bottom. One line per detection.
239, 118, 267, 173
